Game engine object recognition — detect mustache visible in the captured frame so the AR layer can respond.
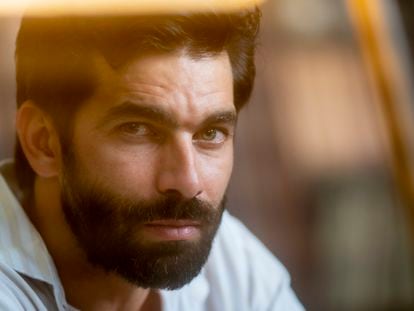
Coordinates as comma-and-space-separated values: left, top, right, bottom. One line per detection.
124, 195, 223, 224
70, 188, 225, 226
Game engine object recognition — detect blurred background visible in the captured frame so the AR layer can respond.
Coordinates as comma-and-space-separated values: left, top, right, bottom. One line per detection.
1, 0, 414, 310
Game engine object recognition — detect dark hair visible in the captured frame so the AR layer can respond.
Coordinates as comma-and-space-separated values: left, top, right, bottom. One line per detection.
15, 9, 261, 192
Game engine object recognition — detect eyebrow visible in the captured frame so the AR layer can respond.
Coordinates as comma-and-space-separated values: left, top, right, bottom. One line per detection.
100, 101, 178, 128
99, 101, 237, 129
200, 110, 237, 128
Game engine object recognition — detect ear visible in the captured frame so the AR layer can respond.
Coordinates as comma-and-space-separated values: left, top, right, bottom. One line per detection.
16, 101, 62, 178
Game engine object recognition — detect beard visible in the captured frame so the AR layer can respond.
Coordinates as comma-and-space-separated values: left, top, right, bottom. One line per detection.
60, 156, 225, 290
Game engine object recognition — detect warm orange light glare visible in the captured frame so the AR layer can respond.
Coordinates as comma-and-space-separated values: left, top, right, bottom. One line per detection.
0, 0, 264, 16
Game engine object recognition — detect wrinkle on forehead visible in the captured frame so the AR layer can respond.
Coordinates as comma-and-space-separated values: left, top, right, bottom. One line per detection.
82, 51, 234, 129
120, 51, 232, 98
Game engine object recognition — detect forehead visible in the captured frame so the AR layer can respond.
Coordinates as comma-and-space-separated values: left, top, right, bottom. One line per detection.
78, 51, 235, 126
120, 51, 232, 92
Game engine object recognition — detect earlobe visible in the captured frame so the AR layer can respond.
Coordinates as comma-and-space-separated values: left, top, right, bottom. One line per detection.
16, 101, 61, 178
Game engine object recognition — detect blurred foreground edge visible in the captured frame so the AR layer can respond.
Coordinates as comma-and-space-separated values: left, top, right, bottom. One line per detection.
0, 0, 265, 16
347, 0, 414, 233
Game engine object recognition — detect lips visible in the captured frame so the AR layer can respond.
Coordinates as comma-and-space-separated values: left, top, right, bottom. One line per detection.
144, 219, 201, 227
142, 219, 201, 241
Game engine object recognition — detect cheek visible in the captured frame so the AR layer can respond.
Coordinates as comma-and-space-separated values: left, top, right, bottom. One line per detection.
198, 147, 233, 203
71, 125, 234, 202
75, 141, 160, 198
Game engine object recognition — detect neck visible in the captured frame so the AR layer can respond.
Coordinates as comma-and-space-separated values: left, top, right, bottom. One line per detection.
26, 177, 154, 311
58, 269, 151, 311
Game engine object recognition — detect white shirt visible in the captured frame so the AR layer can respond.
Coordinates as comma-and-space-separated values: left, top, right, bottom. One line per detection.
0, 160, 304, 310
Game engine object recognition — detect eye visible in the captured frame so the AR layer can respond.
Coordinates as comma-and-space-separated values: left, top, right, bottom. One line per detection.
195, 128, 228, 145
117, 122, 157, 138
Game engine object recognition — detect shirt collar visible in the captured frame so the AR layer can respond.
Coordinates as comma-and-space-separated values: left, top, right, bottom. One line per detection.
0, 159, 69, 308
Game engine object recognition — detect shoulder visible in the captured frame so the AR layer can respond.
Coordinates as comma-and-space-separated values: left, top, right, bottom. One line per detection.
0, 261, 55, 311
0, 263, 25, 310
202, 211, 304, 310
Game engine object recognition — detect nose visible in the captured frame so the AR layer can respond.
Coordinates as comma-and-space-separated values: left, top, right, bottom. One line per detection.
156, 136, 202, 199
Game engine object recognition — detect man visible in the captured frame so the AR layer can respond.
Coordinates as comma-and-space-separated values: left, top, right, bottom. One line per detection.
0, 8, 304, 311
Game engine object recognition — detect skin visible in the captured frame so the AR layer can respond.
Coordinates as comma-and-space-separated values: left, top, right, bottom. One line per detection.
16, 51, 236, 310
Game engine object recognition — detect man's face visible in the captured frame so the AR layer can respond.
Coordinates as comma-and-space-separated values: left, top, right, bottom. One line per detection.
60, 51, 236, 289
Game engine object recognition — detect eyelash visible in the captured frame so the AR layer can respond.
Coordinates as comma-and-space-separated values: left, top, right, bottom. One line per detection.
116, 122, 231, 145
117, 122, 159, 139
194, 127, 229, 144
